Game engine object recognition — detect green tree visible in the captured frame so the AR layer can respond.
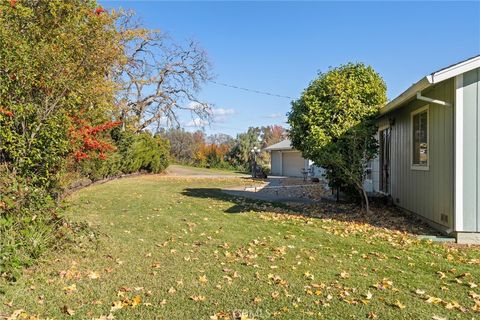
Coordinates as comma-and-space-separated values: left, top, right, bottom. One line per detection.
0, 0, 122, 190
227, 127, 266, 171
288, 63, 387, 212
0, 0, 125, 277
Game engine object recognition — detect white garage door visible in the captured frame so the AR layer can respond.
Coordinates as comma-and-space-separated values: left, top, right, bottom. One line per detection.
282, 152, 305, 177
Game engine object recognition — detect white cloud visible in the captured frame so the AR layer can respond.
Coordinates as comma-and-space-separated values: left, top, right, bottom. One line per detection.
186, 101, 208, 111
182, 103, 236, 127
264, 113, 285, 119
210, 108, 235, 116
184, 118, 209, 127
209, 107, 236, 123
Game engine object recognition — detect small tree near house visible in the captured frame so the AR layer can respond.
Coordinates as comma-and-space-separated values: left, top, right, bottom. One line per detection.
287, 63, 387, 212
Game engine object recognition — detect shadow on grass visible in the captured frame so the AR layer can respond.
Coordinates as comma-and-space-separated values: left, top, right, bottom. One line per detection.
182, 187, 442, 237
181, 187, 287, 214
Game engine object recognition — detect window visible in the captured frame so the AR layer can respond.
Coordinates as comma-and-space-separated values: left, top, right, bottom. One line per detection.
411, 106, 429, 169
365, 160, 373, 181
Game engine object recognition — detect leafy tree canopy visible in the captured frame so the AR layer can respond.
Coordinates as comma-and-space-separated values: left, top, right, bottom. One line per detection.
288, 63, 387, 211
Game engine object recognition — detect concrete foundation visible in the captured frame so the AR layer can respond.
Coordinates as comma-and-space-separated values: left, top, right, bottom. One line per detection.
456, 232, 480, 245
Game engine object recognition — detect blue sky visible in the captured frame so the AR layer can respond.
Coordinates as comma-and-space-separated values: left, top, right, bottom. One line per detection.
103, 1, 480, 137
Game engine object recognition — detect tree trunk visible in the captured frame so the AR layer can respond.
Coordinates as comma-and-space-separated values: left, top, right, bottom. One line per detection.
356, 182, 370, 214
362, 187, 370, 214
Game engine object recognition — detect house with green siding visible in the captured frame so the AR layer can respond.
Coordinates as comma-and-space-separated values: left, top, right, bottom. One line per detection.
372, 55, 480, 244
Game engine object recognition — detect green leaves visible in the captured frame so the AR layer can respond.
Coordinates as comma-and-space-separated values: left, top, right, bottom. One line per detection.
288, 63, 387, 208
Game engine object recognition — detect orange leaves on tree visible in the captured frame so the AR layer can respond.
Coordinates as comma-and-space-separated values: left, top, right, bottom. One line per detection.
0, 107, 13, 117
95, 7, 106, 15
195, 143, 230, 166
69, 117, 121, 161
9, 0, 16, 8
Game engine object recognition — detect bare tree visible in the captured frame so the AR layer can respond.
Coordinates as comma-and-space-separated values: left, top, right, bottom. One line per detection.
115, 12, 213, 133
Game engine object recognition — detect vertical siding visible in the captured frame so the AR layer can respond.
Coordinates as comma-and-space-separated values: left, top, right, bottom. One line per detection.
377, 79, 454, 230
463, 68, 480, 232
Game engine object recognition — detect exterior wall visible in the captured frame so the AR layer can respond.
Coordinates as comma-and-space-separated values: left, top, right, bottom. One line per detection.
375, 78, 455, 231
270, 151, 282, 176
459, 67, 480, 232
282, 151, 307, 177
270, 150, 324, 178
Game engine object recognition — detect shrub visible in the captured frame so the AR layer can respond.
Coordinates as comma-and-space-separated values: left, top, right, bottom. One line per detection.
122, 133, 170, 174
0, 0, 122, 279
0, 166, 61, 280
73, 130, 171, 181
0, 106, 71, 192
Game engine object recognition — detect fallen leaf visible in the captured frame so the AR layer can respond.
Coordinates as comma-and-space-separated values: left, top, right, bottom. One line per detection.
469, 291, 480, 299
393, 300, 406, 309
190, 295, 206, 302
425, 296, 443, 304
365, 291, 373, 300
63, 284, 77, 294
110, 300, 123, 312
367, 311, 378, 319
61, 305, 75, 316
131, 295, 142, 307
199, 275, 208, 284
7, 309, 27, 320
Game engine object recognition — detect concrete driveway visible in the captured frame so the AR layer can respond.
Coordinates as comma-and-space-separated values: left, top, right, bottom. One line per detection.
222, 176, 327, 204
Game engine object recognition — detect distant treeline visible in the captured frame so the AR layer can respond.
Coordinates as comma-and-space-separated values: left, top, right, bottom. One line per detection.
159, 125, 286, 172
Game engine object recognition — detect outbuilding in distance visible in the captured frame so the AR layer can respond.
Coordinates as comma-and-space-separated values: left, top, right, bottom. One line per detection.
264, 139, 324, 178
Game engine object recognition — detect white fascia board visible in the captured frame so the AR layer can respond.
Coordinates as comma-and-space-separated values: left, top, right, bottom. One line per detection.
431, 56, 480, 84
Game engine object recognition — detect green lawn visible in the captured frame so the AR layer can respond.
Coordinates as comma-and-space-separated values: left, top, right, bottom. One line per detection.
168, 164, 247, 176
1, 176, 480, 319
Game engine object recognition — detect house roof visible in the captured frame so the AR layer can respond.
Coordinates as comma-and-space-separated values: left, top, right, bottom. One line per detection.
380, 55, 480, 115
264, 139, 294, 151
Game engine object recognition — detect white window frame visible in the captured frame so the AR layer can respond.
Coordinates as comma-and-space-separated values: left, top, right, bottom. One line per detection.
364, 160, 373, 183
377, 124, 391, 195
410, 105, 430, 171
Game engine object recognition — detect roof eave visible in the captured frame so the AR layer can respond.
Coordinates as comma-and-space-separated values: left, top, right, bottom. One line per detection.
379, 55, 480, 116
379, 77, 432, 116
264, 147, 293, 151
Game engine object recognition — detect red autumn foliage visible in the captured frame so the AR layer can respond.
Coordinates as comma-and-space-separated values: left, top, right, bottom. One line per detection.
0, 108, 13, 117
69, 117, 121, 161
94, 7, 105, 15
9, 0, 16, 8
73, 151, 89, 161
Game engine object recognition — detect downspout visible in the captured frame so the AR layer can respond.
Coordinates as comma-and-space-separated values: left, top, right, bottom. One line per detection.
416, 91, 452, 107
